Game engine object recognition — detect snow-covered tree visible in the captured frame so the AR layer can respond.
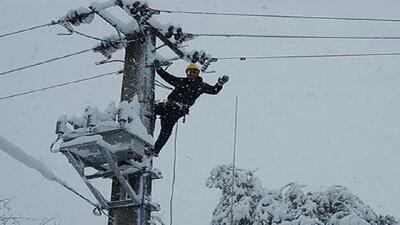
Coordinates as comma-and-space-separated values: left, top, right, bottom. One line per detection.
0, 198, 60, 225
207, 165, 398, 225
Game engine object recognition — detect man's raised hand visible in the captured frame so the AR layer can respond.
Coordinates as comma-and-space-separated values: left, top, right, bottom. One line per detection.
217, 75, 229, 86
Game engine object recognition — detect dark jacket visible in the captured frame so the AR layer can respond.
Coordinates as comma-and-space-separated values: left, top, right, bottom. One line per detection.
157, 68, 223, 107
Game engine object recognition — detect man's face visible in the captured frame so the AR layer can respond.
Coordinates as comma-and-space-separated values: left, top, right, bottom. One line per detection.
186, 69, 200, 79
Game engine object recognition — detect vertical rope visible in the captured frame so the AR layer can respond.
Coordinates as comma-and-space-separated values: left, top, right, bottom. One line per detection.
140, 172, 147, 225
169, 121, 179, 225
230, 95, 239, 225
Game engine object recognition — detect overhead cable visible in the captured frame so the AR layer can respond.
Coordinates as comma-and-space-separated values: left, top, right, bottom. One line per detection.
193, 33, 400, 40
72, 30, 116, 42
0, 70, 122, 101
216, 52, 400, 60
0, 21, 58, 39
0, 48, 93, 77
158, 9, 400, 23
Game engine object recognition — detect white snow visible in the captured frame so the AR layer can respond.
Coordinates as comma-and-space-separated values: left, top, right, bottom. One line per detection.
89, 0, 116, 11
207, 165, 399, 225
95, 9, 138, 34
118, 98, 154, 144
0, 134, 67, 185
60, 135, 103, 148
61, 99, 153, 146
59, 7, 95, 26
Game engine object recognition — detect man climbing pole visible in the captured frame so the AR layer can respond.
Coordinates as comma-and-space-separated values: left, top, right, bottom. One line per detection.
147, 60, 229, 157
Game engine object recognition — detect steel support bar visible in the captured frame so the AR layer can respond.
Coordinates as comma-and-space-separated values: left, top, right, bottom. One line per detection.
64, 151, 109, 209
98, 145, 139, 203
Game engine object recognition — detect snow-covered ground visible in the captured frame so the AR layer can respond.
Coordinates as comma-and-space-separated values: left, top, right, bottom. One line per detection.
1, 0, 400, 225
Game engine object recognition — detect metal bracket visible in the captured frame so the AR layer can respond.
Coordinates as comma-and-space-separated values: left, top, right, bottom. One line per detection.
64, 151, 109, 209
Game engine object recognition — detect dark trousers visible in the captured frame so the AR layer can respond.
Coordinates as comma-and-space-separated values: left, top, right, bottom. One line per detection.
154, 102, 188, 154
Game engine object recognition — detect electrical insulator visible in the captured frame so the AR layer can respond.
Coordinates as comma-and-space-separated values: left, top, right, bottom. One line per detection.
174, 27, 183, 40
142, 10, 157, 24
165, 25, 174, 38
191, 51, 199, 63
118, 108, 128, 128
86, 113, 97, 128
176, 27, 183, 34
199, 52, 207, 64
128, 1, 141, 15
201, 61, 210, 72
201, 58, 217, 72
140, 14, 152, 24
55, 118, 67, 135
133, 1, 141, 7
175, 36, 185, 45
139, 3, 149, 16
115, 0, 123, 7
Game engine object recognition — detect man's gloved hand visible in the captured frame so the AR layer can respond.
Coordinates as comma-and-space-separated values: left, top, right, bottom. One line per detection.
217, 75, 229, 86
151, 59, 162, 70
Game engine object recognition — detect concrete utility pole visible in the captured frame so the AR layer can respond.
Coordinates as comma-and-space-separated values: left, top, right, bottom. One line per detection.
108, 31, 156, 225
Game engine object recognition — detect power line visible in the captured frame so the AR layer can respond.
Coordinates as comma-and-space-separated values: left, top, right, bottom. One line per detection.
73, 30, 115, 42
0, 70, 122, 101
216, 52, 400, 60
158, 9, 400, 23
0, 48, 93, 77
0, 21, 58, 39
193, 33, 400, 40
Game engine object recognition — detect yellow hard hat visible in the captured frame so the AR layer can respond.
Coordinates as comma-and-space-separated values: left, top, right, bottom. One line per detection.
186, 63, 200, 72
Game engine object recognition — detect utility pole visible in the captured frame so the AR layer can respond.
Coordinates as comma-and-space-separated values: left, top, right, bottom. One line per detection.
108, 31, 156, 225
50, 3, 217, 225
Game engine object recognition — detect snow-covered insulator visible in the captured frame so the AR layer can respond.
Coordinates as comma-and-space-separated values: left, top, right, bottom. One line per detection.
191, 51, 199, 63
93, 42, 112, 59
55, 116, 67, 135
174, 27, 183, 40
201, 58, 217, 72
140, 13, 152, 25
140, 9, 158, 24
126, 1, 141, 15
174, 33, 194, 46
86, 113, 97, 128
198, 52, 207, 64
174, 36, 185, 45
165, 25, 174, 38
117, 107, 129, 128
115, 0, 124, 7
139, 3, 150, 16
93, 37, 124, 59
65, 7, 95, 26
201, 60, 211, 72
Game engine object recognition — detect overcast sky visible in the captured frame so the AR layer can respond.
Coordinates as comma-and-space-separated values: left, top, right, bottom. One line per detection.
1, 0, 400, 225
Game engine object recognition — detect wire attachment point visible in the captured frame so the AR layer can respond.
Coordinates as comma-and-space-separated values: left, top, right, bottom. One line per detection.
93, 207, 103, 216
